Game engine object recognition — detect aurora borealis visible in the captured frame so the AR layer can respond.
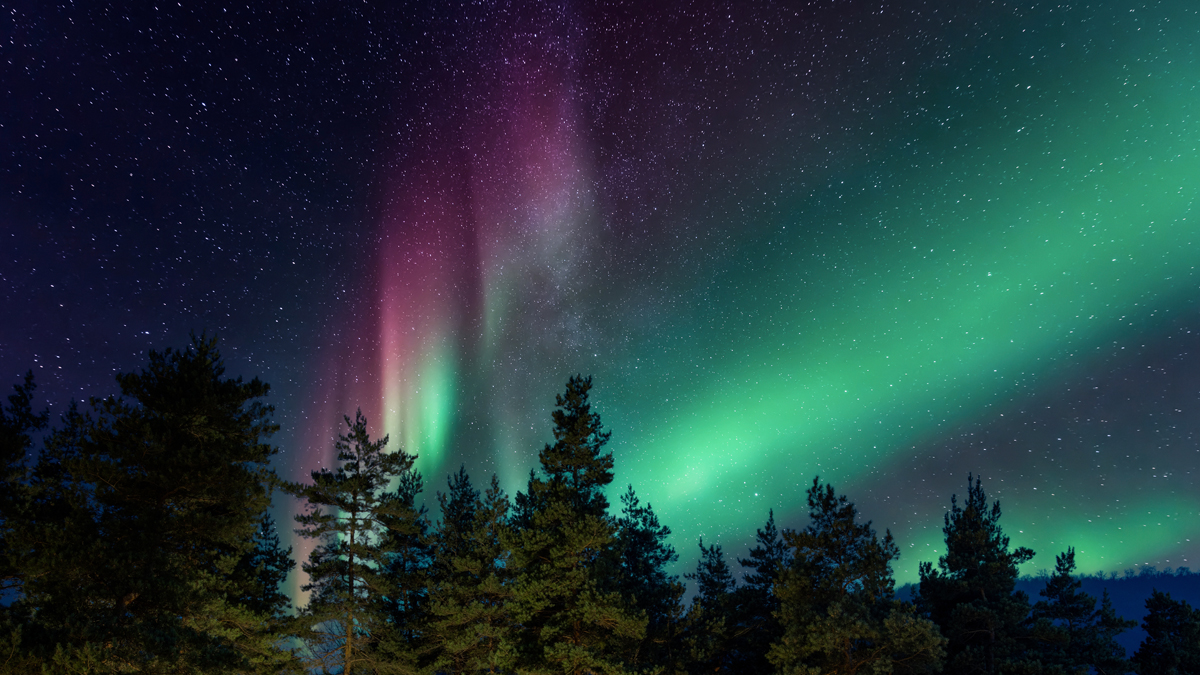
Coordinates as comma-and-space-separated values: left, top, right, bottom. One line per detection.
5, 0, 1200, 594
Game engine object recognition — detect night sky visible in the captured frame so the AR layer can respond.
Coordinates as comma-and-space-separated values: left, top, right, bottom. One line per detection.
5, 1, 1200, 598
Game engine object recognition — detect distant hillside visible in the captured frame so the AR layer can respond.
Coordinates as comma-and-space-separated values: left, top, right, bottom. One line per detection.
1019, 568, 1200, 655
901, 568, 1200, 656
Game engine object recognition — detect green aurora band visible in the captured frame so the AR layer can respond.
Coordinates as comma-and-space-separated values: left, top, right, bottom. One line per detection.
355, 2, 1200, 587
582, 7, 1200, 583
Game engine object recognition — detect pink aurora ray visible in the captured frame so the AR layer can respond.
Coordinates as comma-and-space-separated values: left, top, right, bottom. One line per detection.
287, 9, 600, 601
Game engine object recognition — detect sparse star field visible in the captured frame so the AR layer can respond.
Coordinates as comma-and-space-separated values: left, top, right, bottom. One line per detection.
5, 1, 1200, 595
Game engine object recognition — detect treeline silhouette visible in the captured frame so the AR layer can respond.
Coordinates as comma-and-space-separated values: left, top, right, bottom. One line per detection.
1013, 567, 1200, 659
0, 337, 1196, 674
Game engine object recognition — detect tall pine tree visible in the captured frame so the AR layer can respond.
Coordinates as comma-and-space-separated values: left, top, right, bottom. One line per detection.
683, 539, 739, 674
615, 484, 685, 672
0, 372, 44, 594
917, 474, 1036, 675
1132, 590, 1200, 675
15, 335, 294, 673
1091, 591, 1137, 675
734, 510, 788, 674
430, 466, 480, 593
289, 409, 416, 675
507, 375, 645, 675
769, 477, 944, 675
1028, 548, 1135, 674
0, 372, 47, 673
378, 465, 432, 670
424, 471, 517, 674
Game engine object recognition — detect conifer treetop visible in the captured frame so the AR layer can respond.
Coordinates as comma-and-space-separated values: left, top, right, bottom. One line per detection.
536, 374, 614, 517
935, 473, 1035, 596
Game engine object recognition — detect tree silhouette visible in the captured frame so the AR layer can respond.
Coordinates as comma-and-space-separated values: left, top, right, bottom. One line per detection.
771, 477, 944, 675
289, 409, 418, 675
507, 375, 645, 675
917, 474, 1035, 674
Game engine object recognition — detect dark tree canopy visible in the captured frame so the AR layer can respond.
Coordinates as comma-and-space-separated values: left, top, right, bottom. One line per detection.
1028, 547, 1136, 674
424, 471, 516, 674
728, 510, 790, 674
0, 351, 1192, 675
379, 464, 433, 669
507, 375, 645, 675
683, 538, 740, 674
615, 483, 684, 670
232, 511, 296, 619
289, 409, 420, 675
1133, 590, 1200, 675
918, 474, 1036, 675
771, 477, 944, 675
14, 335, 294, 673
533, 374, 615, 518
0, 371, 46, 595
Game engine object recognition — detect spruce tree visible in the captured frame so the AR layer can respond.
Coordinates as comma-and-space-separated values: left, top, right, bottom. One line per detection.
430, 466, 480, 592
734, 510, 788, 674
688, 540, 736, 613
1090, 591, 1137, 675
290, 409, 416, 675
0, 372, 44, 586
1028, 548, 1135, 674
0, 372, 46, 672
769, 477, 944, 675
222, 510, 301, 674
917, 474, 1036, 675
425, 472, 517, 674
683, 539, 739, 674
232, 512, 296, 620
507, 375, 645, 675
1132, 590, 1200, 675
16, 335, 293, 673
378, 466, 432, 670
8, 402, 105, 670
422, 467, 479, 673
615, 484, 685, 671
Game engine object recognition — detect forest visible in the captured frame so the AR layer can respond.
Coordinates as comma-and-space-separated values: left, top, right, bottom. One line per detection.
0, 336, 1197, 675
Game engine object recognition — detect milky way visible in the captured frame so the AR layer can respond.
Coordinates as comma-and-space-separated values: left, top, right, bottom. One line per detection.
5, 1, 1200, 596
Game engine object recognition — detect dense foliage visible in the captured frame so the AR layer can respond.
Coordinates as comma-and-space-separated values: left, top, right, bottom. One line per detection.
3, 335, 297, 674
287, 409, 424, 674
0, 339, 1189, 674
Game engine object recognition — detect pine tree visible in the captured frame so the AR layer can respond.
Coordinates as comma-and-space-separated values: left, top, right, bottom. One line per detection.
430, 466, 480, 592
0, 372, 45, 585
917, 473, 1036, 675
683, 539, 739, 674
221, 510, 301, 674
422, 467, 478, 674
232, 511, 295, 620
1090, 591, 1137, 675
1028, 548, 1135, 674
378, 465, 432, 671
769, 477, 944, 675
0, 372, 44, 589
734, 509, 788, 674
425, 472, 517, 674
7, 402, 104, 669
615, 484, 685, 672
689, 540, 736, 613
16, 335, 293, 672
1132, 590, 1200, 675
0, 372, 46, 672
289, 409, 416, 675
507, 375, 646, 675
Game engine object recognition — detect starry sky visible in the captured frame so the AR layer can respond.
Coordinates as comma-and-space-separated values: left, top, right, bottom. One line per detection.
5, 0, 1200, 594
